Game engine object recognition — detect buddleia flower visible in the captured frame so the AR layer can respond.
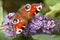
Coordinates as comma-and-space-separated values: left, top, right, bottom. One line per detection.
22, 14, 56, 37
4, 12, 16, 37
4, 13, 60, 37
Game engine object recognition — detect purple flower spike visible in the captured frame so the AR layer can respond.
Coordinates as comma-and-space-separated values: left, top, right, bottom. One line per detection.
4, 13, 60, 37
55, 20, 60, 32
4, 12, 16, 37
22, 14, 56, 37
35, 14, 44, 20
5, 29, 16, 37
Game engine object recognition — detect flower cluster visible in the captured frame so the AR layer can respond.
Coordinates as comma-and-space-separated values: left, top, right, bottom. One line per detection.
22, 14, 56, 37
4, 12, 16, 37
55, 20, 60, 32
4, 13, 60, 37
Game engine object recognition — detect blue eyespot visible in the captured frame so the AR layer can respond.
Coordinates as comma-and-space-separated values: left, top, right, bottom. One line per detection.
25, 4, 31, 11
12, 19, 19, 24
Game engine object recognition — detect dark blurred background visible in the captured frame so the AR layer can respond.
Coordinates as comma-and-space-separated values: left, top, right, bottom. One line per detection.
3, 0, 44, 13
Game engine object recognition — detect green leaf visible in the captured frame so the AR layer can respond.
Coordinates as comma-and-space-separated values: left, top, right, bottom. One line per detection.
0, 30, 12, 40
44, 0, 60, 6
49, 3, 60, 10
12, 35, 34, 40
45, 3, 60, 18
32, 34, 60, 40
0, 0, 3, 26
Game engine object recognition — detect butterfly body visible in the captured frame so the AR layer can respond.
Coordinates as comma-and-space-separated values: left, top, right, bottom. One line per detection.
12, 3, 42, 34
12, 13, 27, 34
